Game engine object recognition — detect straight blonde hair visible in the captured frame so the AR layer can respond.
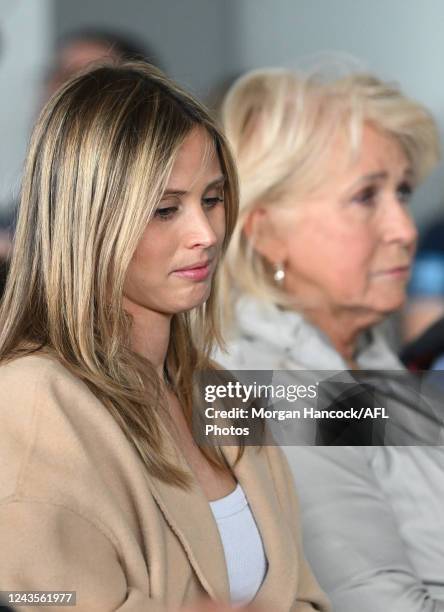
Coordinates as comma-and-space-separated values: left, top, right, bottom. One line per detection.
0, 62, 240, 487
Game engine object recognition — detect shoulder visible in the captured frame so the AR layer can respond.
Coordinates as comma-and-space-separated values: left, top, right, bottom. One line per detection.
217, 297, 302, 370
214, 340, 277, 370
219, 295, 346, 370
0, 352, 93, 401
0, 353, 134, 506
0, 353, 108, 443
0, 353, 100, 443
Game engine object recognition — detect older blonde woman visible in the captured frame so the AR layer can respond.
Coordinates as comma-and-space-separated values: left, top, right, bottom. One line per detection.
0, 63, 329, 612
216, 68, 444, 612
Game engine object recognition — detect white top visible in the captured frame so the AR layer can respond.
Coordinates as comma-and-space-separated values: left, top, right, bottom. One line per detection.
209, 483, 268, 605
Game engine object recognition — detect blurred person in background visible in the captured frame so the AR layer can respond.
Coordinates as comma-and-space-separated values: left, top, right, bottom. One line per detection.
401, 216, 444, 370
44, 27, 160, 98
0, 212, 11, 262
216, 68, 444, 611
0, 29, 12, 265
0, 62, 329, 612
401, 311, 444, 371
0, 259, 7, 296
402, 216, 444, 344
0, 28, 159, 272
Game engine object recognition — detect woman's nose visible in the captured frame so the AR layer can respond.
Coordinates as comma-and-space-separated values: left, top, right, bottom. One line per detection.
382, 201, 418, 249
185, 208, 218, 249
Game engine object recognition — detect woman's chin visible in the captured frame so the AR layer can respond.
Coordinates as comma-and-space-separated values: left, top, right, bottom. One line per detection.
172, 284, 213, 313
370, 295, 407, 319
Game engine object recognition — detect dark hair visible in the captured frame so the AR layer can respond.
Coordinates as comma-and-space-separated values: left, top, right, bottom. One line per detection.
56, 28, 161, 67
0, 260, 8, 297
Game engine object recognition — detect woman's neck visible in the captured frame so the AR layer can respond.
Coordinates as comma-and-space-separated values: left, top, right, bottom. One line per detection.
123, 298, 171, 378
303, 306, 380, 368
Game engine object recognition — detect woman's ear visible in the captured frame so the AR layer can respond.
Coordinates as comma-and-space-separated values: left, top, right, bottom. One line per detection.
243, 206, 286, 265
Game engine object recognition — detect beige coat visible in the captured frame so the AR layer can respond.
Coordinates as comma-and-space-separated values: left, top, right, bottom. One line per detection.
0, 354, 329, 612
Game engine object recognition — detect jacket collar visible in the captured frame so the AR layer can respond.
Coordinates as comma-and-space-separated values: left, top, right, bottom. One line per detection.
146, 441, 299, 608
233, 295, 403, 370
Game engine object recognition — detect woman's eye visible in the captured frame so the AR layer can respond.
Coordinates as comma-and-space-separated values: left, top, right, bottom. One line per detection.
154, 205, 178, 221
202, 195, 224, 209
352, 186, 377, 206
397, 181, 413, 204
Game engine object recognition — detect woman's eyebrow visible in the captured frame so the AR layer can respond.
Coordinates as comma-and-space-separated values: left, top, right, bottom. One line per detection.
204, 175, 226, 191
162, 175, 226, 197
351, 171, 388, 187
162, 188, 187, 197
349, 167, 414, 190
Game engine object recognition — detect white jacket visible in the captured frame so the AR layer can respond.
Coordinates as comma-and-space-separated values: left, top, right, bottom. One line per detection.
215, 296, 444, 612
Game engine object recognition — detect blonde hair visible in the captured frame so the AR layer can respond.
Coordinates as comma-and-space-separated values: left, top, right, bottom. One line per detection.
221, 68, 440, 311
0, 62, 240, 486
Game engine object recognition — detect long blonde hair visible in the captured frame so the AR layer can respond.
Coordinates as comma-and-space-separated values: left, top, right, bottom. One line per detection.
0, 62, 239, 486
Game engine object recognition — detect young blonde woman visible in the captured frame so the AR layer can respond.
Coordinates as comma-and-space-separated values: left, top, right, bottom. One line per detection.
216, 68, 444, 612
0, 63, 329, 612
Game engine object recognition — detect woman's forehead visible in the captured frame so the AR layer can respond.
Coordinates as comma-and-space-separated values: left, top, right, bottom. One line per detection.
314, 125, 410, 188
165, 128, 222, 192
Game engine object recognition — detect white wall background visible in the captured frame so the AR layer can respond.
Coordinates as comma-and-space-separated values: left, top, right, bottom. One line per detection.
0, 0, 53, 212
233, 0, 444, 227
2, 1, 444, 227
54, 0, 241, 101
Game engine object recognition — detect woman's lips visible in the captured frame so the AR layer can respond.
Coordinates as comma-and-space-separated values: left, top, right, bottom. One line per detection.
172, 262, 212, 281
375, 265, 411, 278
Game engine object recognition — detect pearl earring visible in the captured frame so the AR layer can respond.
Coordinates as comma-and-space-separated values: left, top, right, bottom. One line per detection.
273, 263, 285, 284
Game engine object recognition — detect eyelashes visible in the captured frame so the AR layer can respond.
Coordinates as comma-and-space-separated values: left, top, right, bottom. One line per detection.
352, 186, 377, 205
396, 181, 413, 203
155, 206, 178, 221
202, 195, 224, 208
352, 181, 413, 207
154, 193, 224, 222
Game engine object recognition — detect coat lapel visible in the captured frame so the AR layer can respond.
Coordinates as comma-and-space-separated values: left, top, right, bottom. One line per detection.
146, 442, 230, 602
147, 441, 299, 609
